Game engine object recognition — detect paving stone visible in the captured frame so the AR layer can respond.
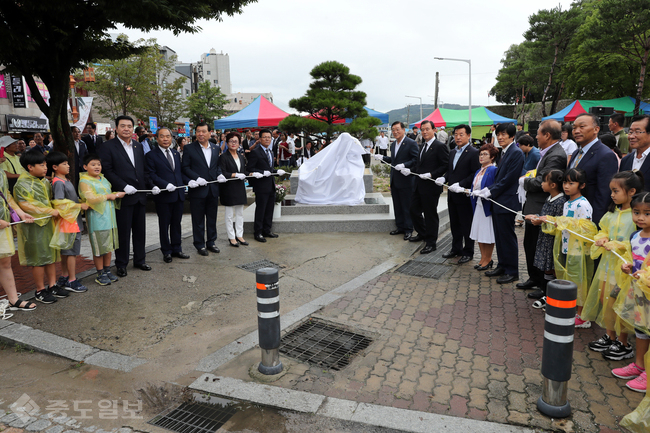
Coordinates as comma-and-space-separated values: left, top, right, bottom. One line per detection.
25, 420, 51, 432
9, 417, 36, 429
44, 426, 65, 433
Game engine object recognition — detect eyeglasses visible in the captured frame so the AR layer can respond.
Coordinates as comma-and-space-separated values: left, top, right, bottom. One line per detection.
628, 130, 647, 136
227, 139, 239, 143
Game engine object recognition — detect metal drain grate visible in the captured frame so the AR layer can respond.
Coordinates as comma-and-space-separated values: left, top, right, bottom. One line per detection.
280, 318, 372, 371
148, 395, 238, 433
395, 261, 452, 279
237, 259, 280, 273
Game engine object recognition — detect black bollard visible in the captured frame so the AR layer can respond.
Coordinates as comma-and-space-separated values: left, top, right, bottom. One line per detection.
537, 279, 577, 418
256, 267, 283, 375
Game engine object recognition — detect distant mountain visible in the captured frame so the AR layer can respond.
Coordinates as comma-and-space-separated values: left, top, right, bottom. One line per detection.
387, 104, 469, 125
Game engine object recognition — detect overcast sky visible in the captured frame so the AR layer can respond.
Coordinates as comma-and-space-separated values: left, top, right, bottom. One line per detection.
116, 0, 574, 117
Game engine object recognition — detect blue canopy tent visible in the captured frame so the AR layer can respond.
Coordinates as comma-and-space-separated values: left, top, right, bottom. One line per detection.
213, 96, 289, 129
542, 97, 650, 121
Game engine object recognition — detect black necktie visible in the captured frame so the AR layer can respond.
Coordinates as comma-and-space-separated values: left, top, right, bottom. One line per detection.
166, 149, 174, 170
266, 148, 273, 167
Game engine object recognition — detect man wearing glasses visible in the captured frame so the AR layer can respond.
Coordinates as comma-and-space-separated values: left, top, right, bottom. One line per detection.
620, 115, 650, 191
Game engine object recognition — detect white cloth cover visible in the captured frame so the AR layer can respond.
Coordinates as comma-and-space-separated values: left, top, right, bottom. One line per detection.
295, 133, 366, 205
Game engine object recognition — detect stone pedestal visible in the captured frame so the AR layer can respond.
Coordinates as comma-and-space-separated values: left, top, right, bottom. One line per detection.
290, 168, 374, 194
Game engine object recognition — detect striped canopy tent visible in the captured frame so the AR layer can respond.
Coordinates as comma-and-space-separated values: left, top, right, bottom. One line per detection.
213, 95, 289, 129
410, 107, 517, 129
303, 107, 389, 125
542, 97, 650, 122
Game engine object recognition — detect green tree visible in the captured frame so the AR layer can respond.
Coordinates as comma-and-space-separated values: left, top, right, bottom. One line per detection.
280, 61, 380, 144
0, 0, 254, 167
187, 81, 228, 126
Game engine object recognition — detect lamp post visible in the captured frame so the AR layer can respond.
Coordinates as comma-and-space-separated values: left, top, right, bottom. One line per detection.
405, 95, 422, 122
434, 57, 471, 129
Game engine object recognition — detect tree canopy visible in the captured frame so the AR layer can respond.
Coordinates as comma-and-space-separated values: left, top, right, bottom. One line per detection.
187, 82, 228, 126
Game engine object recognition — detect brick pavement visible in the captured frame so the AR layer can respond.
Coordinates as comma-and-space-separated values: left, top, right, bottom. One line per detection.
270, 230, 646, 432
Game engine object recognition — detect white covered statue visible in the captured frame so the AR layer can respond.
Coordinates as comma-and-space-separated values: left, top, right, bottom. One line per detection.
295, 133, 366, 205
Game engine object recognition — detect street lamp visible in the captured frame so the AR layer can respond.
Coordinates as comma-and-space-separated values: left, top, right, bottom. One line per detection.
434, 57, 471, 129
405, 95, 422, 122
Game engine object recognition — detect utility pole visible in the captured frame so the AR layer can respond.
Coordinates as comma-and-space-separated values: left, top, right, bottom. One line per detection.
434, 72, 440, 110
406, 104, 410, 126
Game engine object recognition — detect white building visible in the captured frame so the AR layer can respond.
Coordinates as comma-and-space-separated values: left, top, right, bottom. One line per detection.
224, 92, 274, 113
198, 49, 231, 95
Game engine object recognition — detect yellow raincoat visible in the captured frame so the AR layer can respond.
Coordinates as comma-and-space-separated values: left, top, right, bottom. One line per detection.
0, 170, 19, 258
78, 173, 119, 256
13, 172, 59, 266
542, 215, 597, 306
582, 208, 635, 334
50, 199, 83, 251
620, 351, 650, 432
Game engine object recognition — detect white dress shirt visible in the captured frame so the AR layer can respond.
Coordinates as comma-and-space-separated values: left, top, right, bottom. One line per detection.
199, 142, 212, 166
118, 136, 135, 166
633, 147, 650, 171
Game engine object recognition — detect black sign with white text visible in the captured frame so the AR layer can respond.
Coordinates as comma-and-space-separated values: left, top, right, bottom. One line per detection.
10, 74, 26, 108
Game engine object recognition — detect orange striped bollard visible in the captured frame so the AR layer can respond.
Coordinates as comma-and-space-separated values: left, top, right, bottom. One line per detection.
537, 279, 577, 418
256, 267, 283, 375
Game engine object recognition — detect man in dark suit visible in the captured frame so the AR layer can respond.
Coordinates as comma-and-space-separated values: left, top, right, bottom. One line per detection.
181, 122, 224, 256
620, 115, 650, 191
242, 129, 253, 153
374, 121, 419, 239
271, 129, 281, 165
519, 120, 567, 294
569, 113, 619, 224
98, 115, 153, 277
474, 123, 524, 284
406, 120, 449, 254
435, 124, 480, 263
82, 122, 103, 154
70, 125, 87, 188
247, 129, 286, 242
146, 127, 190, 263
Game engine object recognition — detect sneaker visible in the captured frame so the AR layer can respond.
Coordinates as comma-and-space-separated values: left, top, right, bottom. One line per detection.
575, 314, 591, 328
49, 284, 69, 298
612, 363, 644, 379
66, 279, 88, 293
626, 372, 647, 393
34, 288, 57, 304
104, 269, 118, 282
56, 275, 70, 288
532, 296, 546, 309
588, 334, 614, 352
602, 340, 634, 361
94, 271, 111, 286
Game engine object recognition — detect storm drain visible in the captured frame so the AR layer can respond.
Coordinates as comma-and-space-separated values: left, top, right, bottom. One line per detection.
395, 261, 452, 279
237, 259, 280, 273
280, 318, 373, 371
148, 394, 238, 433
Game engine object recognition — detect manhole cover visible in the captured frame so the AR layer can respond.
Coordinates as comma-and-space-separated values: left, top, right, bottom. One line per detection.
395, 261, 452, 279
237, 259, 280, 273
280, 318, 373, 371
148, 394, 238, 433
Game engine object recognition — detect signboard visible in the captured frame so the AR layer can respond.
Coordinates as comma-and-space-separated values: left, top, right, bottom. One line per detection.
149, 117, 158, 133
0, 75, 6, 99
10, 75, 26, 108
6, 115, 48, 132
185, 121, 190, 138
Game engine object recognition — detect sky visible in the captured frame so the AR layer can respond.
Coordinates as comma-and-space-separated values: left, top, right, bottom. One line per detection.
116, 0, 575, 117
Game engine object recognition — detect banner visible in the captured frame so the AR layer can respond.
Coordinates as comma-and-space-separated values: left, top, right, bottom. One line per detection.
185, 121, 190, 137
10, 75, 26, 108
70, 97, 93, 130
149, 117, 158, 133
0, 75, 6, 99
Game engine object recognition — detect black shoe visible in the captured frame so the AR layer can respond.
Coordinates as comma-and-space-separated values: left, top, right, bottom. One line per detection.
229, 240, 239, 247
457, 256, 472, 264
390, 230, 405, 235
197, 248, 209, 256
255, 234, 267, 243
207, 245, 220, 253
474, 264, 480, 269
497, 274, 519, 284
263, 232, 279, 238
237, 238, 249, 246
516, 279, 537, 290
588, 334, 615, 352
403, 232, 412, 241
172, 252, 190, 259
34, 288, 57, 304
116, 267, 128, 277
409, 235, 424, 243
420, 245, 436, 254
442, 251, 459, 259
135, 263, 152, 271
602, 340, 635, 361
485, 266, 505, 277
163, 254, 172, 263
49, 285, 69, 298
476, 260, 494, 271
527, 289, 545, 299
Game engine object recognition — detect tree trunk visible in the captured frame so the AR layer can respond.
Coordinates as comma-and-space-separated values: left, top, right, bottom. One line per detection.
634, 45, 649, 115
541, 44, 560, 118
550, 81, 565, 115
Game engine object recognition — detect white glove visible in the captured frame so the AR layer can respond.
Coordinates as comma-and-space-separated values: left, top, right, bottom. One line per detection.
124, 185, 137, 195
217, 174, 227, 183
400, 168, 411, 176
373, 154, 383, 161
518, 176, 525, 187
435, 177, 445, 186
479, 187, 492, 198
252, 172, 264, 179
151, 186, 161, 195
188, 180, 199, 188
277, 169, 286, 176
447, 183, 460, 193
263, 170, 271, 177
394, 163, 405, 170
419, 173, 432, 180
235, 173, 246, 180
196, 177, 208, 186
470, 189, 481, 197
166, 183, 176, 192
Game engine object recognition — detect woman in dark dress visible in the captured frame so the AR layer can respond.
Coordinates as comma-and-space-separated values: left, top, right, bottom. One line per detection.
219, 132, 249, 247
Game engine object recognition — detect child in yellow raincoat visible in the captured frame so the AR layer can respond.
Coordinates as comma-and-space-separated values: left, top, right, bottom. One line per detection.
583, 171, 642, 361
78, 154, 124, 286
13, 151, 64, 304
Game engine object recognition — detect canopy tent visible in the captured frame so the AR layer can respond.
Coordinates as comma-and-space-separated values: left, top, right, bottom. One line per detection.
213, 95, 289, 129
541, 97, 650, 122
410, 107, 517, 128
303, 107, 389, 125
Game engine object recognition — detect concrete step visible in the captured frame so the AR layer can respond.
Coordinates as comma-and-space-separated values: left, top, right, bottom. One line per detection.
280, 193, 390, 216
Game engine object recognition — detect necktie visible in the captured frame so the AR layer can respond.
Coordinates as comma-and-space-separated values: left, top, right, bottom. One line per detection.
574, 149, 584, 167
166, 149, 174, 170
266, 148, 273, 167
421, 142, 429, 158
